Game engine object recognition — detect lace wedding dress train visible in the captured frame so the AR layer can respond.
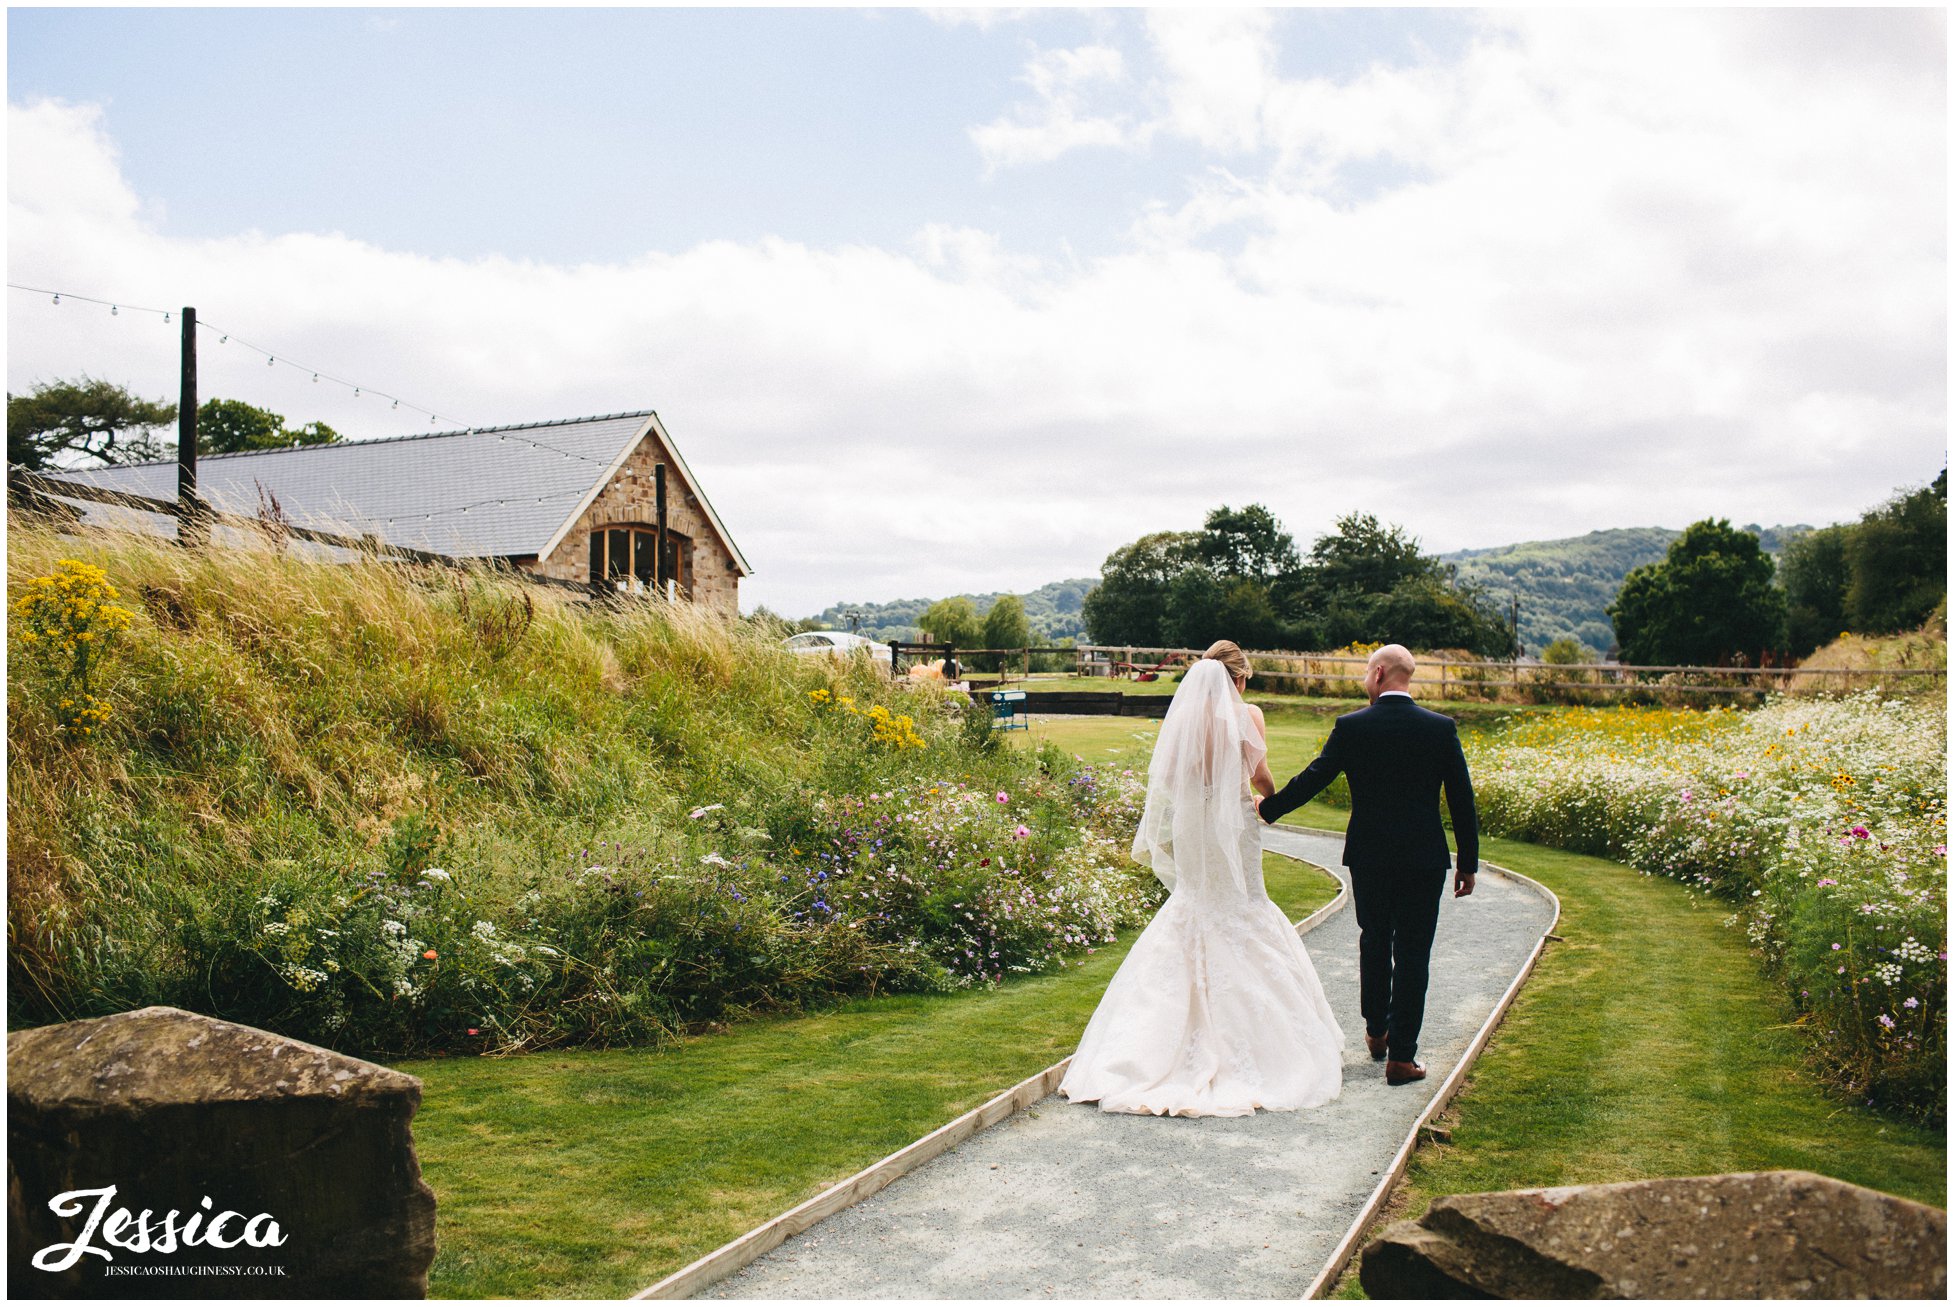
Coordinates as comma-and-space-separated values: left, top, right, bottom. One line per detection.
1059, 661, 1344, 1117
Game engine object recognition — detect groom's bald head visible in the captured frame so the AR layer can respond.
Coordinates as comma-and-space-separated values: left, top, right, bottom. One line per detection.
1366, 644, 1416, 693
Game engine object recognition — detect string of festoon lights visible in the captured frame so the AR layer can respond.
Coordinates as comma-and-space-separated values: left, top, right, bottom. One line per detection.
8, 282, 619, 472
375, 487, 589, 528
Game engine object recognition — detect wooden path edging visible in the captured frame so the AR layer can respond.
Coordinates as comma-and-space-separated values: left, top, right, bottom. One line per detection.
632, 1058, 1072, 1300
1301, 860, 1564, 1299
630, 855, 1349, 1301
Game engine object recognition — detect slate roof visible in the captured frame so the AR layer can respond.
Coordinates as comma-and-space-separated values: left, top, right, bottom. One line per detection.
38, 411, 750, 573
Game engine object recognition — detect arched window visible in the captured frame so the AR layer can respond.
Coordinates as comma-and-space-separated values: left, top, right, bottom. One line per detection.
588, 526, 692, 596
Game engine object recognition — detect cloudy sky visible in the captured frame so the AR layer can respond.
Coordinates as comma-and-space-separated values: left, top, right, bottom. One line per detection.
7, 7, 1946, 617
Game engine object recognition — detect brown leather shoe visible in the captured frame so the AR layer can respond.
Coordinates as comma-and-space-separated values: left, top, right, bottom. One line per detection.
1365, 1033, 1389, 1062
1385, 1059, 1427, 1086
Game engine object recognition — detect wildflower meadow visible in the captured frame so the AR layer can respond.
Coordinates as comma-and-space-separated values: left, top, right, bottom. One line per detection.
6, 531, 1156, 1059
1475, 693, 1946, 1119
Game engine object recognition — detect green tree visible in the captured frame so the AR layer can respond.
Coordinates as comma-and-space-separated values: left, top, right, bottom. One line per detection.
1291, 513, 1510, 655
197, 398, 341, 455
1081, 530, 1197, 646
1608, 519, 1787, 665
1540, 636, 1598, 665
1301, 512, 1436, 602
1779, 524, 1853, 656
1191, 503, 1300, 584
1087, 507, 1510, 655
979, 594, 1032, 672
7, 376, 177, 470
1161, 566, 1229, 650
744, 606, 825, 639
1366, 573, 1514, 655
1845, 471, 1946, 635
1221, 577, 1285, 651
919, 596, 982, 649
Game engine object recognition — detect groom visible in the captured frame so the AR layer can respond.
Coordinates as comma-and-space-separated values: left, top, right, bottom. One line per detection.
1257, 644, 1479, 1086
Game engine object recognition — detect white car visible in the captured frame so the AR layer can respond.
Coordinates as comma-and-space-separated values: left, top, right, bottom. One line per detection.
784, 631, 894, 668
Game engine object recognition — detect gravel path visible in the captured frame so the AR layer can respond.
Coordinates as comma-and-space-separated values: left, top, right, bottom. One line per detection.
701, 827, 1556, 1300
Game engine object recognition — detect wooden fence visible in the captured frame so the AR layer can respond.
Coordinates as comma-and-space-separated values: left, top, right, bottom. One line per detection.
1073, 644, 1944, 702
888, 641, 1079, 680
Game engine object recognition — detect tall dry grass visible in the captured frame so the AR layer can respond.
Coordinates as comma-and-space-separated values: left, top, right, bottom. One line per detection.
7, 524, 1150, 1055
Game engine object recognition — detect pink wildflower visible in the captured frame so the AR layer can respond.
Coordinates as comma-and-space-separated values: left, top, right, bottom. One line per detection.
995, 791, 1009, 803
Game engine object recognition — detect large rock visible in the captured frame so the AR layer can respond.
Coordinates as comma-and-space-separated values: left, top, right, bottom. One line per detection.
9, 1006, 436, 1298
1361, 1171, 1946, 1299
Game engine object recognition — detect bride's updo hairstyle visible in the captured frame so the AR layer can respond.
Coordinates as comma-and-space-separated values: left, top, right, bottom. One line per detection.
1201, 640, 1251, 684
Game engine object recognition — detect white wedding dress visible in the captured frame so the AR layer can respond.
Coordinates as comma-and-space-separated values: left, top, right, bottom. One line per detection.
1060, 659, 1344, 1117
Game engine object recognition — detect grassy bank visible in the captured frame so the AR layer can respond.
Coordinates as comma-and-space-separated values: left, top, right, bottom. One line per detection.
7, 527, 1150, 1056
404, 848, 1338, 1298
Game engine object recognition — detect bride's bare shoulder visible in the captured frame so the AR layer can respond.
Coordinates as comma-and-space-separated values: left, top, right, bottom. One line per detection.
1242, 702, 1267, 735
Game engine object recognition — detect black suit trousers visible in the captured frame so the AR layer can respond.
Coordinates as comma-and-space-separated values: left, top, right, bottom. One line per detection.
1350, 863, 1447, 1064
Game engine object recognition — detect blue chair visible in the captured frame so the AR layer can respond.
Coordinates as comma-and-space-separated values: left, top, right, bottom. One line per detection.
990, 689, 1028, 731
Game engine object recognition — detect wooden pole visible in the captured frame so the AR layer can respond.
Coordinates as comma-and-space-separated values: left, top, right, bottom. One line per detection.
177, 306, 202, 547
654, 463, 668, 598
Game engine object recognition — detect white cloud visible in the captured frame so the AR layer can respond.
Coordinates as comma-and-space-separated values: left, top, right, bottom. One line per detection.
1144, 9, 1278, 154
8, 8, 1946, 618
8, 99, 144, 231
968, 42, 1141, 171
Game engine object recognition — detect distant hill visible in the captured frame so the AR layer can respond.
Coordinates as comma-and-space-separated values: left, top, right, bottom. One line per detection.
804, 578, 1096, 643
804, 521, 1814, 655
1442, 523, 1811, 655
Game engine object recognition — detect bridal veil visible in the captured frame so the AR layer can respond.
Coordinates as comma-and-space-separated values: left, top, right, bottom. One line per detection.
1130, 657, 1264, 900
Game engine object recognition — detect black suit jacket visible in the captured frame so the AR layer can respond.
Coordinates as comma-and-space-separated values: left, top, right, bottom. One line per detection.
1259, 694, 1479, 875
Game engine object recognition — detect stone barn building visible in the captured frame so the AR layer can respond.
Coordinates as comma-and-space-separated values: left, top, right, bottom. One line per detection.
40, 410, 751, 615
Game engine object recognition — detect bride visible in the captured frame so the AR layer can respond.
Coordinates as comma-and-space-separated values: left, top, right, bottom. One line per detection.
1060, 640, 1344, 1117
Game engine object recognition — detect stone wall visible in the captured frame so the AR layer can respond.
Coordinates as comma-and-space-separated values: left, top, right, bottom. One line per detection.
527, 424, 743, 617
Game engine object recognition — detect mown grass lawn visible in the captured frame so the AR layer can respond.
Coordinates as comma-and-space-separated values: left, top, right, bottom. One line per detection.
1016, 698, 1342, 770
402, 847, 1337, 1299
1015, 693, 1535, 772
